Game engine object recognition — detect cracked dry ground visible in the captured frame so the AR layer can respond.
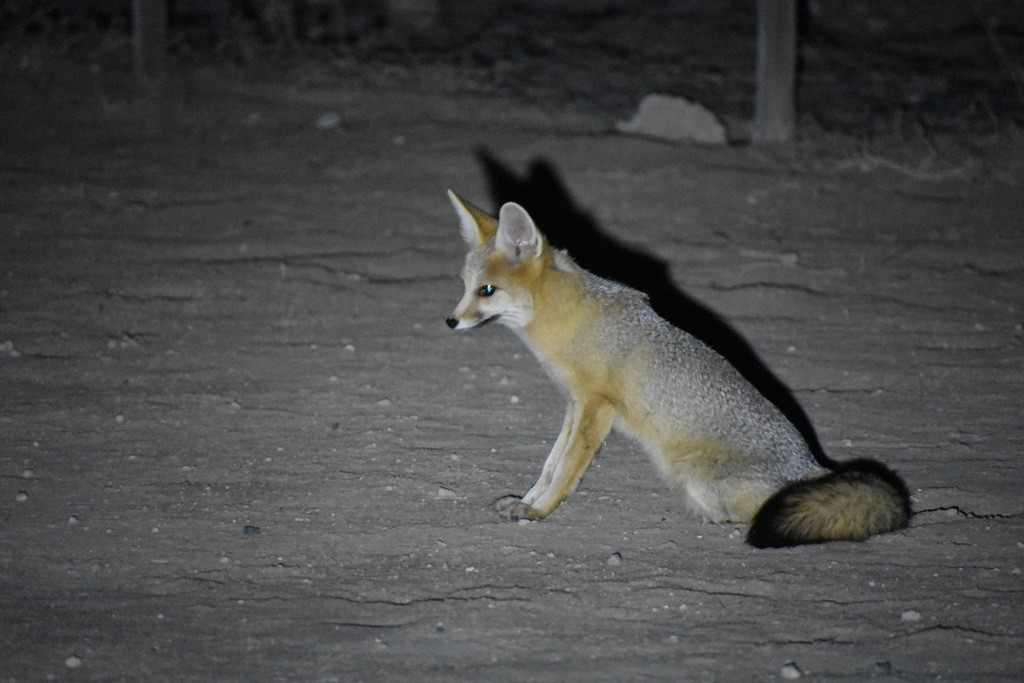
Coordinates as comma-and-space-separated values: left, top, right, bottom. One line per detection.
2, 60, 1023, 681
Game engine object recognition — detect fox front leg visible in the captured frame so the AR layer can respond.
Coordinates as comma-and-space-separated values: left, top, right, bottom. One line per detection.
496, 398, 615, 520
495, 402, 575, 519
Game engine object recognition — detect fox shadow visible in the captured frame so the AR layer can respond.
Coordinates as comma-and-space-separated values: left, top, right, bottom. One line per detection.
476, 148, 828, 465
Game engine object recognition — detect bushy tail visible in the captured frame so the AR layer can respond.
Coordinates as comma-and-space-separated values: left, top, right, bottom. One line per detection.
746, 460, 911, 549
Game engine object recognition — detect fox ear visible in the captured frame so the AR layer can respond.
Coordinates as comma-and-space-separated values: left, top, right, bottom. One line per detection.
496, 202, 542, 261
448, 190, 497, 247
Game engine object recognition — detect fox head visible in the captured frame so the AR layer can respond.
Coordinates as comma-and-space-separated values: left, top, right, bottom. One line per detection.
445, 190, 552, 331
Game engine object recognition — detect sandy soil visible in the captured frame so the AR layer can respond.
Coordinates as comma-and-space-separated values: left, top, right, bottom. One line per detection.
2, 22, 1024, 681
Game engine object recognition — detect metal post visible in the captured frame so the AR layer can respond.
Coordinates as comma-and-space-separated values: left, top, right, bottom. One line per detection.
133, 0, 167, 83
753, 0, 797, 142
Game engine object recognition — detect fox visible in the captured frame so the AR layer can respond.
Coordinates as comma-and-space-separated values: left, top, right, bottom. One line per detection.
444, 190, 911, 548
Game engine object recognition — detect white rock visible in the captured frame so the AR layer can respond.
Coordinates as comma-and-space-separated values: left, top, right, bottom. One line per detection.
617, 93, 727, 144
780, 662, 802, 679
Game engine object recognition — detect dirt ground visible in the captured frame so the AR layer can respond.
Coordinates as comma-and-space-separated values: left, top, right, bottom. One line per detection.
2, 8, 1024, 681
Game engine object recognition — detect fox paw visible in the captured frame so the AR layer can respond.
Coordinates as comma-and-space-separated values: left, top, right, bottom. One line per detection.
495, 495, 539, 521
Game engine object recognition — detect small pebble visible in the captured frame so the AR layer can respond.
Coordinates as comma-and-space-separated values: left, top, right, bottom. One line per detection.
15, 491, 28, 503
315, 112, 341, 130
243, 525, 261, 535
65, 655, 82, 669
901, 609, 922, 622
435, 487, 457, 501
607, 552, 622, 566
21, 468, 34, 478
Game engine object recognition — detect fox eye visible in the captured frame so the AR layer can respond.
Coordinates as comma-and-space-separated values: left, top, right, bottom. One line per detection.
477, 284, 496, 297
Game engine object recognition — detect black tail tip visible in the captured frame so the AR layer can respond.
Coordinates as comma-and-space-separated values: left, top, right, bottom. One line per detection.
746, 513, 809, 549
746, 459, 911, 549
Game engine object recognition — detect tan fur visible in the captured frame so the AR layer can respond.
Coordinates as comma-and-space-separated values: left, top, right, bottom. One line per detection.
445, 191, 910, 546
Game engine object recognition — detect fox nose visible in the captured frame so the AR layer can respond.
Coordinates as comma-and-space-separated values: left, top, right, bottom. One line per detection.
445, 317, 458, 329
